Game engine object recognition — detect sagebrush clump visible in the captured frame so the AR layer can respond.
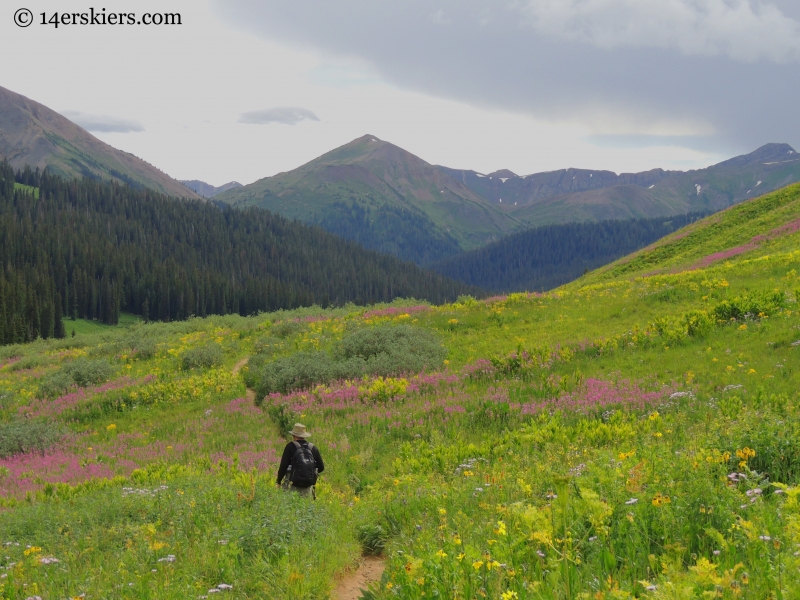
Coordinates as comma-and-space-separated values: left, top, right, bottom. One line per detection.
252, 325, 446, 398
181, 343, 223, 370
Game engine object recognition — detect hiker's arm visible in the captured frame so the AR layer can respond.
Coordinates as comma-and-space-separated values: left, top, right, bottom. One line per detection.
276, 444, 293, 484
314, 446, 325, 474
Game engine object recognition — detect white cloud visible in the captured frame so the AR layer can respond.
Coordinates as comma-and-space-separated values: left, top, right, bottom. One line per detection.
61, 110, 145, 133
521, 0, 800, 63
239, 107, 320, 125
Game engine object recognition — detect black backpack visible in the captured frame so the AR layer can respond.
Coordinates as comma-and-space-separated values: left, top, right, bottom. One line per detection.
290, 441, 317, 487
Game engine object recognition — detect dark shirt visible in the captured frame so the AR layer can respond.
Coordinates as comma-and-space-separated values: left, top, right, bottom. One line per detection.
276, 439, 324, 485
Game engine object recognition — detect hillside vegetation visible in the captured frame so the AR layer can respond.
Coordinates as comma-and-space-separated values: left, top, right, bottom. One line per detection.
433, 212, 707, 292
0, 183, 799, 598
0, 162, 474, 344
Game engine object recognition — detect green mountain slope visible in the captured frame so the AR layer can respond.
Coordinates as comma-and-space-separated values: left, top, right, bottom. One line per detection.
216, 135, 523, 264
0, 85, 199, 199
432, 212, 708, 292
581, 180, 800, 284
440, 143, 800, 225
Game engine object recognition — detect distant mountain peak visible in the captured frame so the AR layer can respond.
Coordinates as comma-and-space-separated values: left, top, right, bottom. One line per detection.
717, 143, 798, 168
180, 180, 243, 198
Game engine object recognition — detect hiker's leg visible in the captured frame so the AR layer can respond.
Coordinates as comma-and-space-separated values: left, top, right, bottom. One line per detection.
290, 485, 313, 498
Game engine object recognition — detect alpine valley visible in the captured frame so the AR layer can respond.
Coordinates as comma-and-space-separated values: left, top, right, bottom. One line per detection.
217, 135, 800, 265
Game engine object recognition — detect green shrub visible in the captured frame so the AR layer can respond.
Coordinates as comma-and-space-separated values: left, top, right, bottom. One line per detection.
712, 290, 785, 322
9, 355, 45, 372
181, 343, 223, 370
356, 523, 388, 555
255, 351, 337, 397
36, 358, 115, 398
0, 419, 65, 458
133, 338, 158, 360
254, 325, 446, 396
0, 346, 23, 361
65, 358, 115, 387
335, 324, 446, 375
271, 321, 305, 339
37, 370, 75, 399
253, 336, 282, 356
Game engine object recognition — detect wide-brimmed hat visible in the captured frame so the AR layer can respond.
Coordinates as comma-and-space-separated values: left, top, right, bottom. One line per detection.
288, 423, 312, 438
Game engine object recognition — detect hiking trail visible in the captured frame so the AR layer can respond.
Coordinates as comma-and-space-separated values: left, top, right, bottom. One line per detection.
333, 556, 386, 600
232, 357, 255, 402
232, 357, 386, 599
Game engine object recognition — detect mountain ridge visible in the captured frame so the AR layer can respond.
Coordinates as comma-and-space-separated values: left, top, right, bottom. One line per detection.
216, 135, 524, 264
0, 85, 200, 199
180, 179, 243, 198
438, 143, 800, 224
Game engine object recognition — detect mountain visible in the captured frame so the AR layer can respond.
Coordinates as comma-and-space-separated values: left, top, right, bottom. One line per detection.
432, 212, 708, 293
215, 135, 523, 264
0, 85, 200, 199
439, 143, 800, 224
0, 164, 478, 342
180, 179, 243, 198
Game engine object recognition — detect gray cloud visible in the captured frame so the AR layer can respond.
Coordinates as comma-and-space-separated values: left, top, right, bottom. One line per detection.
61, 110, 145, 133
238, 107, 320, 125
215, 0, 800, 155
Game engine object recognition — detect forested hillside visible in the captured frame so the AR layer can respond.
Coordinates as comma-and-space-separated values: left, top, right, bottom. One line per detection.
0, 163, 476, 344
433, 212, 707, 291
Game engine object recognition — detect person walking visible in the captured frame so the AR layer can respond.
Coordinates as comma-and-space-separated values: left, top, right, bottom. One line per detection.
276, 423, 324, 498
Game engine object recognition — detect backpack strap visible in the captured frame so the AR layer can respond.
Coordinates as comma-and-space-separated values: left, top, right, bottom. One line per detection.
292, 440, 301, 449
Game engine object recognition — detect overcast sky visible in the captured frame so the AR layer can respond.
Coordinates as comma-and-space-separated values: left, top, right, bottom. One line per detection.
3, 0, 799, 185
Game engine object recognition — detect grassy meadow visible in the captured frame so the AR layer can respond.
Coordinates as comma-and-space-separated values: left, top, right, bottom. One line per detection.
1, 183, 800, 599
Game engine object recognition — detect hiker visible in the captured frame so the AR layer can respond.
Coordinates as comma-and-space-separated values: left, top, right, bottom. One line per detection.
276, 423, 324, 498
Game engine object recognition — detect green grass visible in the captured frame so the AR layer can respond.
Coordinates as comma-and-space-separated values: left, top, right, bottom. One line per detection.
65, 312, 140, 335
0, 183, 799, 598
13, 182, 39, 199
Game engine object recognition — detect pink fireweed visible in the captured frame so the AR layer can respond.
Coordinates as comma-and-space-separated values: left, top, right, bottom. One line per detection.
519, 378, 673, 415
691, 217, 800, 270
262, 371, 460, 413
0, 448, 117, 497
225, 397, 262, 416
17, 375, 155, 418
0, 357, 21, 369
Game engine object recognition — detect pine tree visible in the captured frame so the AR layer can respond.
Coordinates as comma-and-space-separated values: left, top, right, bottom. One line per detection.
54, 294, 66, 339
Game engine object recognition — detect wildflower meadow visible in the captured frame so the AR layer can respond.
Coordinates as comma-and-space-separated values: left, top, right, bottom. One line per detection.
0, 183, 799, 598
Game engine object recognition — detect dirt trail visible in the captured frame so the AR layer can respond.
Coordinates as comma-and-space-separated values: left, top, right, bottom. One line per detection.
234, 356, 385, 598
232, 357, 255, 402
334, 556, 385, 600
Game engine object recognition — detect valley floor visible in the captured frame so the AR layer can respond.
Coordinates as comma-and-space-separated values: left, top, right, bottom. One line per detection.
1, 184, 800, 599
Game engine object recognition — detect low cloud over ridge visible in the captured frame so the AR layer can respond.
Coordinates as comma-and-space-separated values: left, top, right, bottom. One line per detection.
61, 111, 145, 133
238, 107, 320, 125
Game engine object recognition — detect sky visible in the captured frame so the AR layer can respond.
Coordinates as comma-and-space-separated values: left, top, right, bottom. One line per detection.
3, 0, 799, 186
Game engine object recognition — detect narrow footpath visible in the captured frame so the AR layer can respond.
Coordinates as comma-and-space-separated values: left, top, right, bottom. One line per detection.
232, 357, 386, 600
